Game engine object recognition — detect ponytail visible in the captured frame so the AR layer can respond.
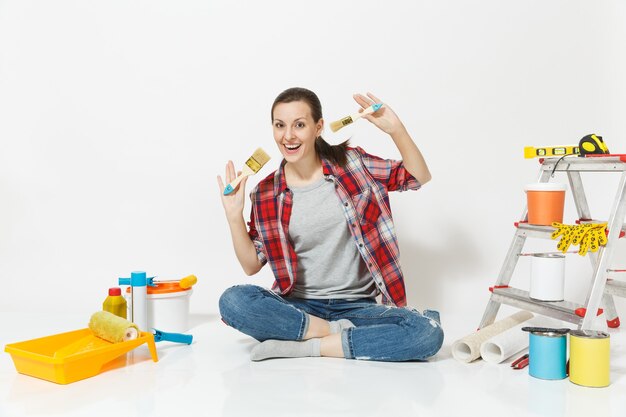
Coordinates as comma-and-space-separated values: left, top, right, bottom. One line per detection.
315, 137, 350, 168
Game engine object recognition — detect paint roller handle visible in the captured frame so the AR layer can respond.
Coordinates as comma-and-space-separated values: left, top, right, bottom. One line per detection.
521, 327, 570, 334
153, 329, 193, 344
144, 275, 198, 288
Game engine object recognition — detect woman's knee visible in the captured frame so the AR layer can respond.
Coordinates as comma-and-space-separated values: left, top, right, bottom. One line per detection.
402, 311, 444, 360
218, 284, 263, 324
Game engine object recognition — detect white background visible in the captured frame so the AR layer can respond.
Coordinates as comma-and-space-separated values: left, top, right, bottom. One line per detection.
1, 0, 625, 323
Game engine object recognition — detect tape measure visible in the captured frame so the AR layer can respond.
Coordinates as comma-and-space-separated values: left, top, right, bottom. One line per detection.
579, 134, 609, 156
524, 134, 609, 159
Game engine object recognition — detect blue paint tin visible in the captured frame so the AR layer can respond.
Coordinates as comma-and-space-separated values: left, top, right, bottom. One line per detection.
528, 330, 567, 380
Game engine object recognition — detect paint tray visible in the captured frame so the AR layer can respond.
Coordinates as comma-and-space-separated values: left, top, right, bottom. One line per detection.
4, 328, 158, 384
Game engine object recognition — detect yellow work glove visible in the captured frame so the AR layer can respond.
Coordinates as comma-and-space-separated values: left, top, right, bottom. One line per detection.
579, 223, 608, 255
551, 222, 575, 253
551, 222, 608, 256
596, 223, 608, 246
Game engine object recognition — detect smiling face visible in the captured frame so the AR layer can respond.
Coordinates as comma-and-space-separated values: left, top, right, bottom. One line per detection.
272, 100, 323, 165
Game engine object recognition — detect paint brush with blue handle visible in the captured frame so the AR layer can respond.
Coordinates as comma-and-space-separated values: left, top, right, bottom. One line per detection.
223, 148, 271, 195
330, 103, 383, 133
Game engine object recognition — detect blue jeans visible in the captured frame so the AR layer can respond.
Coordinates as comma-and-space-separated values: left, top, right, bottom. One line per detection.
218, 284, 444, 362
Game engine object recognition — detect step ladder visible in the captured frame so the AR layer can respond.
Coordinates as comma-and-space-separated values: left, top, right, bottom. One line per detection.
479, 155, 626, 331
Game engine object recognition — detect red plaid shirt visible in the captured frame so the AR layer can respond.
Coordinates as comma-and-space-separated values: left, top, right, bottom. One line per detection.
247, 146, 421, 306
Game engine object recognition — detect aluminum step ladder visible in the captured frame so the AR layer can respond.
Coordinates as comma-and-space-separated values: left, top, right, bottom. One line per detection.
479, 155, 626, 331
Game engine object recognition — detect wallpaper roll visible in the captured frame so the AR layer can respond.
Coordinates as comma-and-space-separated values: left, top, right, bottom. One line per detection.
480, 316, 564, 364
452, 311, 534, 363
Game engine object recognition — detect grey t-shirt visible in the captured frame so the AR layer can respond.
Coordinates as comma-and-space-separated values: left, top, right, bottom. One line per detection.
288, 176, 378, 300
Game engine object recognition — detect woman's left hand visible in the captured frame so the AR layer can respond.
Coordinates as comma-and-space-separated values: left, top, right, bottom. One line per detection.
353, 92, 406, 136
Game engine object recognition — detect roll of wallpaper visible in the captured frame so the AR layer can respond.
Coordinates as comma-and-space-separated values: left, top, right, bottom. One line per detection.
480, 316, 564, 364
452, 311, 534, 363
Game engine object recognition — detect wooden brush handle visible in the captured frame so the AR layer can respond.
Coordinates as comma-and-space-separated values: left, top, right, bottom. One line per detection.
224, 164, 254, 195
351, 104, 378, 121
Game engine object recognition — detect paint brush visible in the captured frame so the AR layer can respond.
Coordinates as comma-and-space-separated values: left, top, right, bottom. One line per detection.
521, 327, 570, 335
223, 148, 271, 195
329, 103, 383, 133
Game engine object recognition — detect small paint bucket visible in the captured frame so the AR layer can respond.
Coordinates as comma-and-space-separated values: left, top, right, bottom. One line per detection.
528, 330, 567, 380
126, 282, 193, 332
525, 183, 566, 226
530, 253, 565, 301
569, 330, 610, 387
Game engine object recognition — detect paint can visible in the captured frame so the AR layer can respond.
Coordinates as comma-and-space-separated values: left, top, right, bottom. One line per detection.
528, 330, 567, 380
525, 183, 566, 226
126, 282, 193, 332
530, 253, 565, 301
569, 330, 610, 387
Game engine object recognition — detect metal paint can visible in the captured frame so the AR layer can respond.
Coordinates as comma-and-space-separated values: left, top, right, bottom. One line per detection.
530, 253, 565, 301
528, 330, 567, 380
569, 330, 610, 387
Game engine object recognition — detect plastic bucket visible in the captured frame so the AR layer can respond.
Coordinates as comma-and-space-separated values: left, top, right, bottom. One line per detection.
126, 282, 192, 333
528, 330, 567, 380
530, 253, 565, 301
525, 183, 566, 226
569, 330, 610, 387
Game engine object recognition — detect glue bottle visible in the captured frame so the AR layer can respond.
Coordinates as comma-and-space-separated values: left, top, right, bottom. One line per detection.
103, 287, 127, 319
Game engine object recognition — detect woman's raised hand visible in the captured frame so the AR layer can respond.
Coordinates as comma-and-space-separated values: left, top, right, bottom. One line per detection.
217, 160, 248, 222
353, 92, 407, 137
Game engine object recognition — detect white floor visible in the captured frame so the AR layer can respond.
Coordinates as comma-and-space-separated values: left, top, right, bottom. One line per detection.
1, 311, 626, 417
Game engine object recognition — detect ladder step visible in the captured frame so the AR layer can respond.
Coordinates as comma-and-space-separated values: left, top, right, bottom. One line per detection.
541, 156, 626, 172
490, 287, 583, 325
606, 280, 626, 297
578, 220, 626, 238
514, 223, 555, 239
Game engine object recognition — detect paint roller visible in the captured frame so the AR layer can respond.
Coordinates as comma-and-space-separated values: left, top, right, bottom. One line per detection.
89, 311, 193, 344
149, 274, 198, 289
89, 311, 139, 343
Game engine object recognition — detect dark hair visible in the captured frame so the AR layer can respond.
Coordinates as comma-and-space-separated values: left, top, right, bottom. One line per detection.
271, 87, 349, 167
